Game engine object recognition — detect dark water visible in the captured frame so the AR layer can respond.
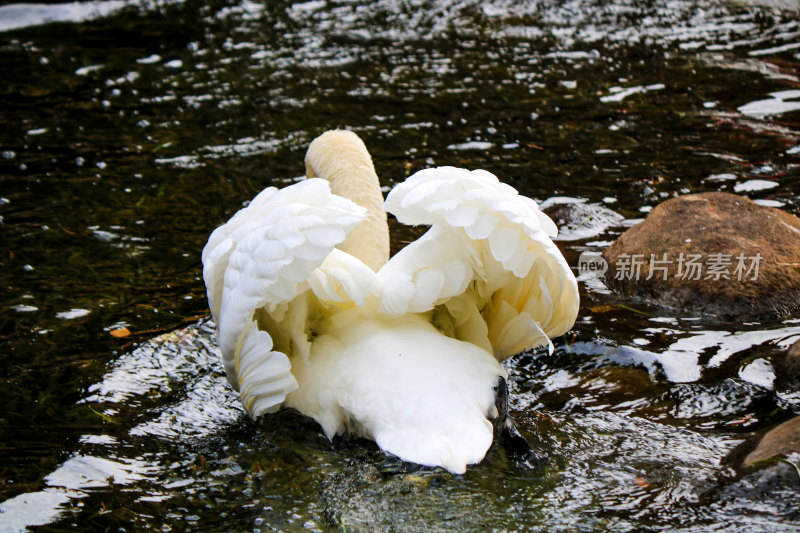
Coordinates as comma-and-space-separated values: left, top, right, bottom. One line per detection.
1, 0, 799, 531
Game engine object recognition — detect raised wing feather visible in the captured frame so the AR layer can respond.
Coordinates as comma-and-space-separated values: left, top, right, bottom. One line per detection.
380, 167, 579, 359
308, 248, 381, 308
201, 179, 368, 417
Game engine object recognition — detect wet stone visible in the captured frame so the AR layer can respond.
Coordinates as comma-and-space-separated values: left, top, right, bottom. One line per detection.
725, 415, 800, 472
537, 366, 661, 411
711, 460, 800, 522
743, 416, 800, 469
542, 200, 624, 241
775, 340, 800, 392
320, 462, 489, 532
713, 416, 800, 522
602, 192, 800, 320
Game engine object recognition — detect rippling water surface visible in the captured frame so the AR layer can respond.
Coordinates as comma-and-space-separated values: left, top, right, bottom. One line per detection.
1, 0, 799, 531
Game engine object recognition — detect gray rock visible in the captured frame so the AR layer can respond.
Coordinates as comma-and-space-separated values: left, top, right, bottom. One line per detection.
542, 199, 624, 241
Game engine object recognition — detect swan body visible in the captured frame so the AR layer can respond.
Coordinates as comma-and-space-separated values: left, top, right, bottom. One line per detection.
202, 130, 579, 473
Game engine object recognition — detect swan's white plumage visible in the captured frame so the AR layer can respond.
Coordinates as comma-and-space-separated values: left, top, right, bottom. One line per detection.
308, 249, 381, 308
379, 166, 577, 358
202, 131, 579, 473
202, 178, 368, 416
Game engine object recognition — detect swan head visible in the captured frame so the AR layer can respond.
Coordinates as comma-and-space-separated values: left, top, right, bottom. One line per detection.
304, 130, 390, 271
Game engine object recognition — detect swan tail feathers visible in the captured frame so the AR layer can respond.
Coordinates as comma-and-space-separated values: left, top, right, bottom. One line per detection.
374, 417, 494, 475
289, 315, 504, 474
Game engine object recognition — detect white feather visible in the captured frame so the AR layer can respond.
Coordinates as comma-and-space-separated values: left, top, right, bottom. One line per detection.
201, 132, 579, 474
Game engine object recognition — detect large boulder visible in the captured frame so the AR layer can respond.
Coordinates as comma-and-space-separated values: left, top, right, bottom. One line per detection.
602, 192, 800, 320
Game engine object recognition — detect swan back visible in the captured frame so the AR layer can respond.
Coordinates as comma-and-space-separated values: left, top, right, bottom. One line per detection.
202, 131, 580, 472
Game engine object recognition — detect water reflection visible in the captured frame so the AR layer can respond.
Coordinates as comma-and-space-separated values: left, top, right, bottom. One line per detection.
739, 90, 800, 116
3, 313, 794, 530
597, 325, 800, 383
1, 0, 799, 530
0, 454, 153, 531
0, 0, 135, 33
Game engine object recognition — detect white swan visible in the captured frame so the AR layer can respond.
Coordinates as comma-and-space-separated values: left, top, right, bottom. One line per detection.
202, 130, 579, 473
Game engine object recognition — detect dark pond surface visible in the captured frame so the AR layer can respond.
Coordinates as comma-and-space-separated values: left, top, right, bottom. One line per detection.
1, 0, 800, 531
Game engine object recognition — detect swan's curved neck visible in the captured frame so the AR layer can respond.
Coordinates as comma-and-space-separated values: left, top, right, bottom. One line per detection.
304, 130, 390, 271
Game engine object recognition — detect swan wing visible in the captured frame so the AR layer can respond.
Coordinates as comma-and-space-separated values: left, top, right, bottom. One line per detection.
308, 248, 381, 309
201, 178, 369, 417
380, 166, 579, 359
